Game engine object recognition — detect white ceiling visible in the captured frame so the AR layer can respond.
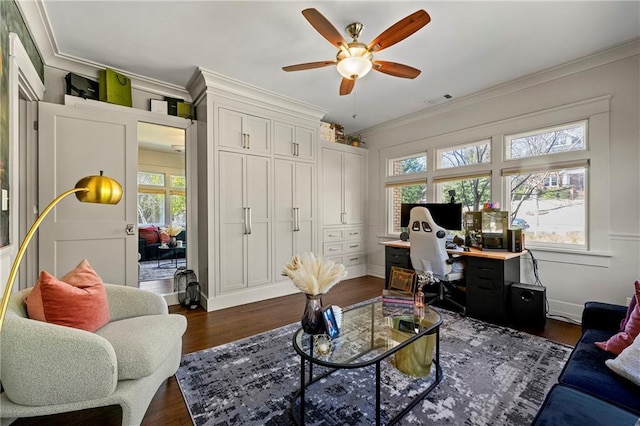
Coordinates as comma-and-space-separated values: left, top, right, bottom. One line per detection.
40, 1, 640, 134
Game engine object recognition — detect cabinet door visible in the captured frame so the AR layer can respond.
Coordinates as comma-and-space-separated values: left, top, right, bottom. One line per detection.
322, 148, 344, 226
273, 159, 295, 282
295, 126, 315, 161
274, 122, 295, 157
294, 162, 315, 255
244, 114, 270, 154
246, 155, 272, 286
343, 151, 364, 225
218, 108, 245, 151
219, 151, 247, 291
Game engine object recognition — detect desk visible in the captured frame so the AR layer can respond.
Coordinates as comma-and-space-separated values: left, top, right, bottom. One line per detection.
381, 240, 527, 323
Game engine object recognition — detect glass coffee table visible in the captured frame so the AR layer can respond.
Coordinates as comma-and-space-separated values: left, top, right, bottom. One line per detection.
291, 301, 443, 425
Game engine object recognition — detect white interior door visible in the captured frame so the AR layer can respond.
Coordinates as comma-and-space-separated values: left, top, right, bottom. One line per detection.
38, 102, 138, 286
295, 162, 314, 255
246, 155, 271, 287
274, 158, 295, 282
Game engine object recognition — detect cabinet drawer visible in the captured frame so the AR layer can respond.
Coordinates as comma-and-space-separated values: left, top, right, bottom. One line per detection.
343, 254, 364, 266
324, 242, 343, 256
343, 227, 363, 240
344, 241, 363, 253
385, 246, 410, 263
323, 229, 343, 242
466, 262, 503, 281
326, 255, 343, 265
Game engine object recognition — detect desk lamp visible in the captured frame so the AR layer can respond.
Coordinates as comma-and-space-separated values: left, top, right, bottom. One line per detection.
0, 171, 122, 330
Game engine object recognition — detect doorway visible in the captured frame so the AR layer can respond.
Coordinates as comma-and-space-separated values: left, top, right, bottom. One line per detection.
136, 122, 187, 294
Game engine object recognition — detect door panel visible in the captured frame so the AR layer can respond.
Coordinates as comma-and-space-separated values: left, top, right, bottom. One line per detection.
295, 162, 314, 255
274, 159, 294, 282
38, 102, 138, 285
322, 148, 344, 226
218, 108, 244, 150
344, 152, 363, 225
274, 122, 295, 157
295, 126, 315, 160
246, 155, 271, 286
244, 115, 270, 154
219, 151, 247, 291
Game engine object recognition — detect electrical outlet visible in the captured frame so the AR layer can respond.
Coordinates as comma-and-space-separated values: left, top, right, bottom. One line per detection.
1, 189, 8, 211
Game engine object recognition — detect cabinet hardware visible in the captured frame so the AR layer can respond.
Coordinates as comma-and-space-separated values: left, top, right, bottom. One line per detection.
329, 247, 338, 252
349, 257, 359, 261
349, 244, 359, 248
126, 224, 135, 235
247, 207, 252, 234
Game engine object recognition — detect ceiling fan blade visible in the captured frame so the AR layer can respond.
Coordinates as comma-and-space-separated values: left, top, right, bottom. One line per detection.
367, 10, 431, 53
302, 8, 349, 49
373, 61, 421, 79
339, 78, 355, 96
282, 61, 336, 72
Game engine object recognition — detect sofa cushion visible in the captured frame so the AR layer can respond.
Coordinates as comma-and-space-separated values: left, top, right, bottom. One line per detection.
532, 384, 639, 426
139, 224, 160, 244
595, 280, 640, 354
607, 330, 640, 386
37, 271, 111, 332
26, 259, 105, 322
95, 314, 187, 380
559, 328, 640, 414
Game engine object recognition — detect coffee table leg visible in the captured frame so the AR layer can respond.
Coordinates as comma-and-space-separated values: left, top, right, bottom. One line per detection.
376, 361, 381, 426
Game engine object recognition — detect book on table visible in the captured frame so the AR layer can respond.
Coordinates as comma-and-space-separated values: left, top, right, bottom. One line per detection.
382, 289, 414, 305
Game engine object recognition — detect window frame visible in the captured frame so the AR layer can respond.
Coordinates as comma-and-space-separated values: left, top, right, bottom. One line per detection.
137, 169, 186, 227
379, 95, 611, 256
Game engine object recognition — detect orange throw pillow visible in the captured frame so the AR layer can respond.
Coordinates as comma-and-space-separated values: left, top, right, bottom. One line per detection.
25, 259, 110, 331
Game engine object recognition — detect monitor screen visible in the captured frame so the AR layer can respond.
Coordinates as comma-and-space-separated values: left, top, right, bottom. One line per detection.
401, 203, 463, 231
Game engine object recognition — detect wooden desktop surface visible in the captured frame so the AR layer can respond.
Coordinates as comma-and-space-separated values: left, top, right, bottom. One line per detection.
381, 240, 527, 260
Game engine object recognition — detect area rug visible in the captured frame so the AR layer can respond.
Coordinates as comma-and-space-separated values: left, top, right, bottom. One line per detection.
138, 260, 180, 282
176, 304, 572, 425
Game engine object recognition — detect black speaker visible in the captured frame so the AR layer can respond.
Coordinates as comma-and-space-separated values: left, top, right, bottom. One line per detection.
509, 283, 546, 330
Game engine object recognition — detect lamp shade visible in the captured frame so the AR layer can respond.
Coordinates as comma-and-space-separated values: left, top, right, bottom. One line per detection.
336, 43, 373, 80
75, 171, 123, 204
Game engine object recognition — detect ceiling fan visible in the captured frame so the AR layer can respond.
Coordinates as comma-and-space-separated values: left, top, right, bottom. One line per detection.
283, 8, 431, 96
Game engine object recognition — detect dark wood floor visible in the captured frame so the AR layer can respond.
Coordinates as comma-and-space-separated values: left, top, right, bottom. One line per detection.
13, 276, 582, 426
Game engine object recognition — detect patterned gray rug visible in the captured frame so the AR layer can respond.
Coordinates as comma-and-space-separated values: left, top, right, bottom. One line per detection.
176, 305, 572, 425
138, 260, 180, 282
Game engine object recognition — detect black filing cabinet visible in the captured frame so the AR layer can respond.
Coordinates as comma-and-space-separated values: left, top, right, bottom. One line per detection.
385, 246, 412, 288
465, 256, 520, 323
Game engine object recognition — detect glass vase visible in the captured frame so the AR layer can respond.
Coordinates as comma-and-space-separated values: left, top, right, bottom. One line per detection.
301, 293, 324, 334
169, 236, 177, 247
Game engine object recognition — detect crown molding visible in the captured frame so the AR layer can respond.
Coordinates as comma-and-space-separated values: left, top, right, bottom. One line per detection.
362, 37, 640, 138
15, 0, 192, 101
188, 67, 327, 121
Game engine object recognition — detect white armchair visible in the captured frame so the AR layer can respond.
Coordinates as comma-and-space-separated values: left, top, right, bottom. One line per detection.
0, 284, 187, 426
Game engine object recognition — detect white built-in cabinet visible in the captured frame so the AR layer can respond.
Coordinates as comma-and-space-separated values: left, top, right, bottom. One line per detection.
218, 151, 272, 291
321, 142, 367, 275
274, 159, 315, 282
322, 146, 364, 226
274, 121, 315, 161
219, 108, 270, 154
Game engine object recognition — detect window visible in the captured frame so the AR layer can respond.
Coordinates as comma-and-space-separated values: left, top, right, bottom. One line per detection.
138, 171, 186, 226
507, 167, 586, 246
437, 140, 491, 169
388, 182, 427, 233
436, 175, 491, 212
505, 121, 586, 160
390, 154, 426, 176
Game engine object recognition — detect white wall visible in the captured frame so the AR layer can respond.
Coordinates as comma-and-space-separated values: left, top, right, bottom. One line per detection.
362, 42, 640, 322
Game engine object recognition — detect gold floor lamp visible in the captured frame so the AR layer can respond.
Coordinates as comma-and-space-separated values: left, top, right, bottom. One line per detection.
0, 171, 123, 330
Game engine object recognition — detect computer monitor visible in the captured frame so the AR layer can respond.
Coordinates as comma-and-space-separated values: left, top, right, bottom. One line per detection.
400, 203, 463, 231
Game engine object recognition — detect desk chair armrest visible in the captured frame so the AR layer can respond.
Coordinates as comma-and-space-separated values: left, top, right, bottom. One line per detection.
446, 256, 465, 264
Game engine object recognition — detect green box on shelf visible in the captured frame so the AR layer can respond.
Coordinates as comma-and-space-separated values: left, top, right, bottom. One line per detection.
177, 102, 195, 119
98, 68, 132, 107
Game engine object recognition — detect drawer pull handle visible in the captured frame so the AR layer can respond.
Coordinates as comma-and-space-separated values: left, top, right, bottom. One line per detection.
329, 233, 339, 237
349, 257, 359, 261
329, 248, 339, 251
349, 244, 359, 248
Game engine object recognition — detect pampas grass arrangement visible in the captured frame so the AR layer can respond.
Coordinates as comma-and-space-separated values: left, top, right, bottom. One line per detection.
282, 253, 347, 295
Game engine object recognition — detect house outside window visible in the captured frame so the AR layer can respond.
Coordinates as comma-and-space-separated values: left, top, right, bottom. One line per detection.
504, 121, 588, 247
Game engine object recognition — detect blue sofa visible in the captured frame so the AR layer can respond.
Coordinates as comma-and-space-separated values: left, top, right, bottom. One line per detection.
533, 302, 640, 425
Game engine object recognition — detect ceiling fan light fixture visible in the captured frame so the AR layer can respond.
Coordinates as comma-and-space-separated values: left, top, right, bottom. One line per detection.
336, 44, 372, 80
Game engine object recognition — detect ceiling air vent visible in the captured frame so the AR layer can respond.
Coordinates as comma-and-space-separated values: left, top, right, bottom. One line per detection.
424, 94, 453, 106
